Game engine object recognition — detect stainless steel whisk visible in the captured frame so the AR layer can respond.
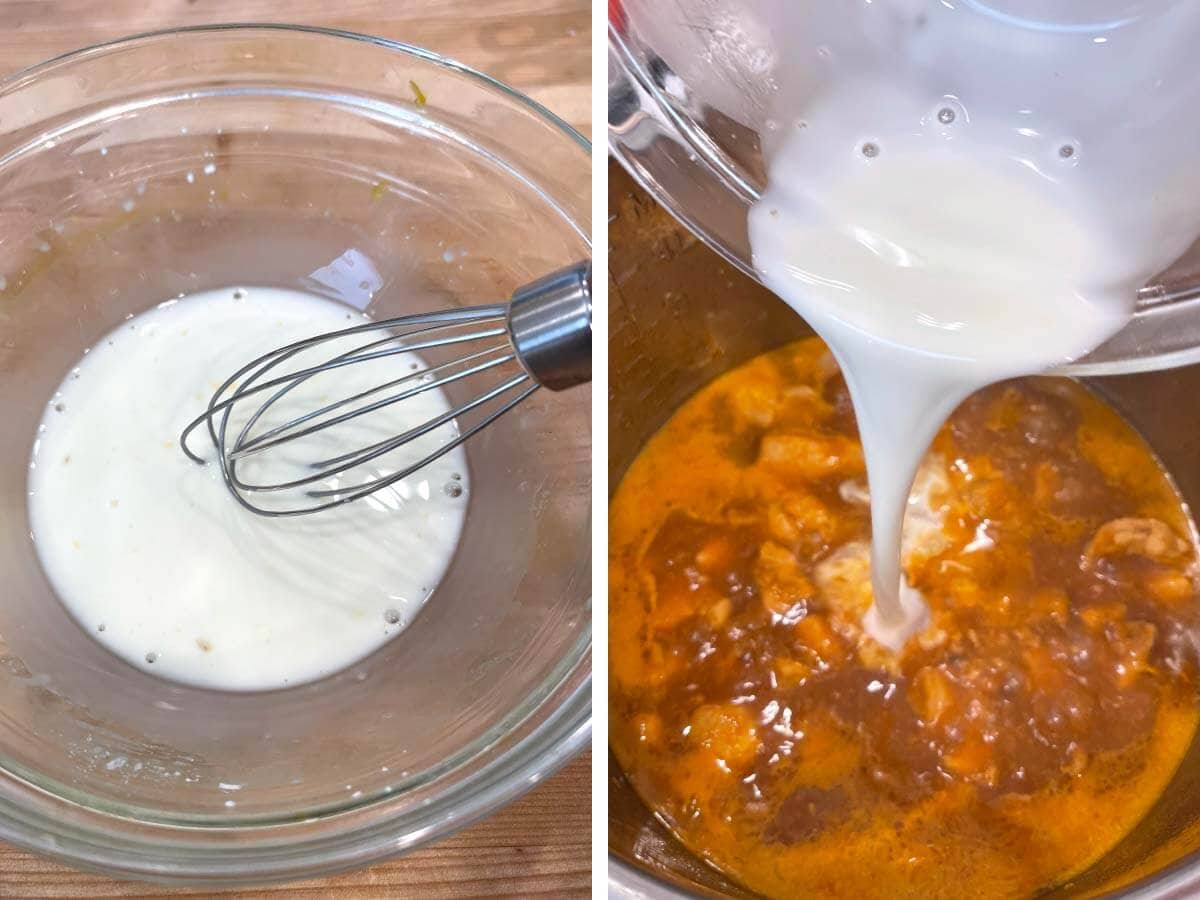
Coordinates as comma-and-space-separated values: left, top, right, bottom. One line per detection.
179, 262, 591, 517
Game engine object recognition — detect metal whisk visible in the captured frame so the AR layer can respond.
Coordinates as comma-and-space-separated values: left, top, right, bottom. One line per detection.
179, 261, 591, 517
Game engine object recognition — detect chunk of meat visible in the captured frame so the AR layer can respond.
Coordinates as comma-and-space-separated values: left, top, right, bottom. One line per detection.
942, 732, 998, 787
1148, 571, 1195, 606
767, 504, 800, 544
631, 713, 664, 747
766, 492, 842, 554
787, 493, 841, 545
731, 381, 779, 429
611, 634, 683, 691
758, 434, 864, 481
915, 622, 949, 652
642, 513, 758, 631
694, 536, 735, 574
813, 542, 873, 621
688, 703, 759, 771
706, 597, 733, 628
910, 666, 954, 726
772, 385, 835, 429
838, 479, 870, 506
856, 638, 902, 677
1084, 518, 1190, 566
756, 542, 815, 617
904, 461, 954, 558
641, 639, 683, 688
649, 579, 707, 631
1107, 621, 1158, 688
815, 349, 841, 385
983, 385, 1075, 449
1030, 589, 1070, 627
774, 656, 813, 688
1022, 644, 1071, 695
794, 614, 848, 667
1079, 602, 1126, 633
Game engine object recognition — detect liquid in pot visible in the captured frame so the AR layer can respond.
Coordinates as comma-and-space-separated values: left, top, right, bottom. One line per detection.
610, 338, 1200, 898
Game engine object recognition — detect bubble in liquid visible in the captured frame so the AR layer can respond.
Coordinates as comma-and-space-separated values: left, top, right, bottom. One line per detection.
1059, 144, 1076, 159
232, 289, 245, 301
444, 482, 463, 498
54, 403, 65, 412
384, 608, 401, 625
861, 142, 880, 159
145, 651, 159, 664
451, 472, 462, 481
937, 107, 956, 124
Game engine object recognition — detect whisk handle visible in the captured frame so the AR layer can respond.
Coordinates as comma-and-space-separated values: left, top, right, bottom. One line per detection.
507, 261, 592, 391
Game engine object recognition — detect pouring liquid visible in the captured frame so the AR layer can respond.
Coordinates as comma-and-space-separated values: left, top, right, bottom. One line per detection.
745, 2, 1200, 649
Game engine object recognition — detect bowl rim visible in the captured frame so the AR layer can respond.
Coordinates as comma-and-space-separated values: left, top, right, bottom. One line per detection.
0, 21, 590, 153
0, 22, 591, 884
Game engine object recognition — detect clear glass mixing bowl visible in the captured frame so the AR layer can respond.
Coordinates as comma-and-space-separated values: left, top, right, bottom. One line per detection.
608, 1, 1200, 376
0, 24, 590, 884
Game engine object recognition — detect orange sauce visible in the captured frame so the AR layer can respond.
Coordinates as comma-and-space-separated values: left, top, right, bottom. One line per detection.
610, 338, 1200, 898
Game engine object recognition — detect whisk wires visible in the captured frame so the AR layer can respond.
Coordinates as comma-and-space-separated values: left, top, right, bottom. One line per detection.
179, 304, 537, 517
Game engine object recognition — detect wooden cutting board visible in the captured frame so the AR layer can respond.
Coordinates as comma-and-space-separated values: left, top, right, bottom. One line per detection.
0, 1, 591, 896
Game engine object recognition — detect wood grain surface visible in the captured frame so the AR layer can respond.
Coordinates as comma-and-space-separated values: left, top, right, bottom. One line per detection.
0, 0, 590, 135
0, 1, 591, 897
0, 756, 590, 899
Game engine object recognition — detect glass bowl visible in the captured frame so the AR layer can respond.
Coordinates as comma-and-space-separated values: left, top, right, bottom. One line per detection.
608, 2, 1200, 377
0, 24, 590, 884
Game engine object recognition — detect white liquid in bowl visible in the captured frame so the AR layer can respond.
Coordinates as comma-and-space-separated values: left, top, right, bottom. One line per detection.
27, 287, 468, 691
